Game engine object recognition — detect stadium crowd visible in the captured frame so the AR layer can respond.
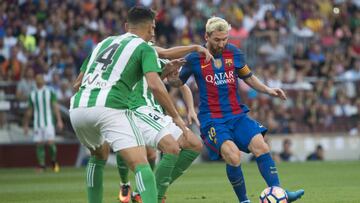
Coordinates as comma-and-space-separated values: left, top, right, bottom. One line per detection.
0, 0, 359, 134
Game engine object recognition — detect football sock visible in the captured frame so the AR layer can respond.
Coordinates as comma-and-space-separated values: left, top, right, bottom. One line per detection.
135, 164, 157, 203
48, 143, 57, 162
170, 149, 199, 184
86, 156, 106, 203
36, 144, 45, 167
226, 164, 249, 202
256, 152, 280, 187
116, 154, 129, 184
133, 154, 156, 194
155, 153, 178, 202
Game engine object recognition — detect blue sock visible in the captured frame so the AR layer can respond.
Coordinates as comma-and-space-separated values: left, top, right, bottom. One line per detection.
256, 152, 280, 187
226, 164, 249, 202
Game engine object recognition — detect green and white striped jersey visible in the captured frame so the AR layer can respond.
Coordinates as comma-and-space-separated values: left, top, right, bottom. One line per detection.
28, 86, 57, 129
70, 33, 161, 110
127, 57, 169, 113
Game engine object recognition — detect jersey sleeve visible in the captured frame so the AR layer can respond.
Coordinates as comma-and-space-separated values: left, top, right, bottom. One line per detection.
141, 43, 162, 74
233, 47, 252, 79
179, 53, 195, 84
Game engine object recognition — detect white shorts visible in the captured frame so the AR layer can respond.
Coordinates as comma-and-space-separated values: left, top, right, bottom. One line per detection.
33, 126, 55, 142
133, 106, 183, 148
69, 107, 144, 152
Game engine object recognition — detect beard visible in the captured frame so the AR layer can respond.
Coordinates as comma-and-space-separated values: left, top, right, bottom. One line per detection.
209, 46, 223, 55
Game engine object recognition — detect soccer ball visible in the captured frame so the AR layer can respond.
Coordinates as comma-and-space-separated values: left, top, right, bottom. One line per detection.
259, 186, 288, 203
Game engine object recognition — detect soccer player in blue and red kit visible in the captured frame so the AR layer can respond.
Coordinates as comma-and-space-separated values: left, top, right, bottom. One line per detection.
168, 17, 304, 203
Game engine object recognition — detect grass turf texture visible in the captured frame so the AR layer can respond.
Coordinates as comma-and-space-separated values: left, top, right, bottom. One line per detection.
1, 161, 359, 203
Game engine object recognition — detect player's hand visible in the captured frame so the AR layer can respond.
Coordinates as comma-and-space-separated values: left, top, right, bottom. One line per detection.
187, 109, 200, 126
267, 88, 287, 100
162, 58, 186, 79
57, 120, 64, 131
196, 45, 214, 63
173, 115, 189, 133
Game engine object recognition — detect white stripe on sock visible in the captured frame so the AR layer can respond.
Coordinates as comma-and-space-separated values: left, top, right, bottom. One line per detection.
87, 163, 95, 187
91, 164, 95, 187
135, 172, 146, 193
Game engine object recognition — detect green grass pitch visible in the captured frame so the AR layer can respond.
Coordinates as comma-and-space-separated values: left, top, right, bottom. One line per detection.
1, 161, 360, 203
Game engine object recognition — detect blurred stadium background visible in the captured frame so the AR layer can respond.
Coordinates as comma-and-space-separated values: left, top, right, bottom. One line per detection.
0, 0, 359, 202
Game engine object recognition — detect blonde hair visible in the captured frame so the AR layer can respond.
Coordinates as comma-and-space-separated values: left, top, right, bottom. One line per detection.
205, 17, 231, 35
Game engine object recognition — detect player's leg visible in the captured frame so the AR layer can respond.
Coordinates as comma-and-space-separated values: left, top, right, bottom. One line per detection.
170, 129, 202, 184
248, 134, 280, 186
155, 134, 180, 202
131, 146, 157, 203
134, 108, 181, 202
119, 146, 157, 203
200, 122, 250, 202
226, 164, 250, 203
249, 134, 304, 202
70, 107, 110, 203
87, 143, 110, 203
36, 142, 46, 170
46, 126, 59, 172
221, 141, 249, 202
236, 115, 304, 202
105, 109, 157, 203
34, 129, 46, 171
221, 140, 250, 202
116, 153, 131, 203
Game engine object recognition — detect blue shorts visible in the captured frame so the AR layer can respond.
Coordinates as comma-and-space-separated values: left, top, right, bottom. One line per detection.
200, 114, 267, 160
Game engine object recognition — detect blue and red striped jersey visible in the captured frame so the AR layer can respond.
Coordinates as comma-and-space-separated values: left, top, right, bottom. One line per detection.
179, 43, 252, 127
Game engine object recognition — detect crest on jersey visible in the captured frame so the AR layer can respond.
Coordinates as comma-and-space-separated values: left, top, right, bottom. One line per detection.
214, 59, 222, 69
225, 59, 233, 67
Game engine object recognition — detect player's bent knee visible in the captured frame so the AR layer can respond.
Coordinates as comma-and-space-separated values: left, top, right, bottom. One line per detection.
221, 141, 241, 166
191, 138, 203, 153
158, 135, 181, 155
185, 136, 203, 152
225, 153, 241, 167
179, 132, 203, 152
251, 142, 270, 157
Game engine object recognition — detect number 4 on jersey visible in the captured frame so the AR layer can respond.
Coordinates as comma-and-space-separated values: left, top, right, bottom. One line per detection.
96, 43, 120, 70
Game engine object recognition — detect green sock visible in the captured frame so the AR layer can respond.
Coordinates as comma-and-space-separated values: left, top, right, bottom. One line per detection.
134, 155, 156, 194
155, 154, 178, 202
36, 144, 45, 167
135, 164, 157, 203
170, 149, 200, 184
116, 154, 129, 184
86, 156, 106, 203
48, 144, 57, 162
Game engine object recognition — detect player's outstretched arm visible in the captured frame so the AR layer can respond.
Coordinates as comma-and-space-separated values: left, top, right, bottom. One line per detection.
243, 74, 287, 100
155, 45, 214, 62
145, 72, 189, 133
178, 84, 199, 126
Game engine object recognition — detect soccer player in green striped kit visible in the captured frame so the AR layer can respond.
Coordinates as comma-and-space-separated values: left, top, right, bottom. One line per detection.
69, 7, 191, 203
117, 44, 213, 203
24, 74, 64, 172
